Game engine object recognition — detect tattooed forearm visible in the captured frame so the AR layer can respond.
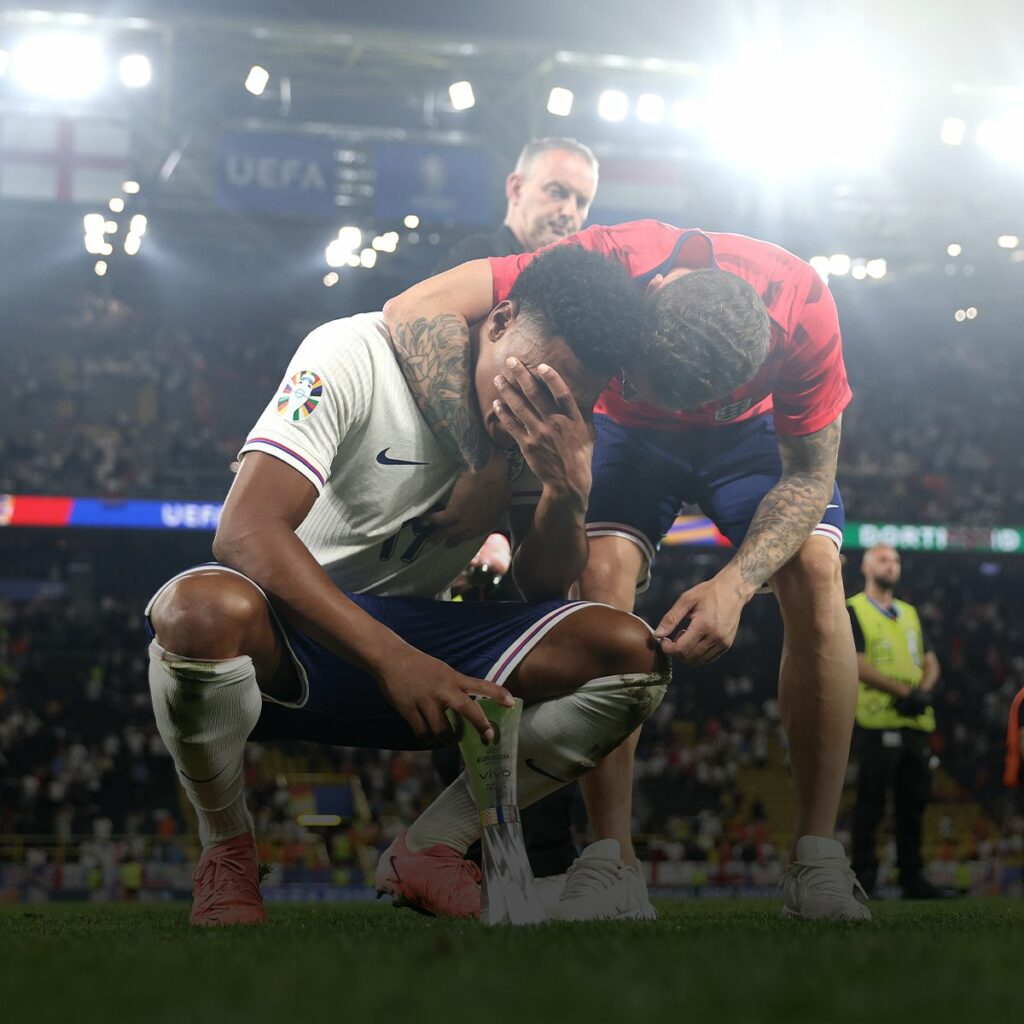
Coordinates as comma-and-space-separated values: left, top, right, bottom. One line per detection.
390, 314, 494, 471
734, 416, 842, 589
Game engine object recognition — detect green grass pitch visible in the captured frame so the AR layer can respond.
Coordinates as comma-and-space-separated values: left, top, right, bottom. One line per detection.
1, 900, 1019, 1023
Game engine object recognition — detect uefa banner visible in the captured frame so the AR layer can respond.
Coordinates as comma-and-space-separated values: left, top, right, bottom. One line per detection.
216, 132, 494, 224
1, 495, 1022, 554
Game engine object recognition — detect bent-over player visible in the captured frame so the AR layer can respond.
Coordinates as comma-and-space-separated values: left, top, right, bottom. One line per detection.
384, 220, 868, 921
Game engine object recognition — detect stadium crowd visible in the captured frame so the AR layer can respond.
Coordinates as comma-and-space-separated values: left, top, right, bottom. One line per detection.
2, 291, 1022, 524
1, 547, 1021, 896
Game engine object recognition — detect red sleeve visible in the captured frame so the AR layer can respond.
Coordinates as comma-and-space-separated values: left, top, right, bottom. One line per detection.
772, 276, 852, 436
488, 220, 686, 304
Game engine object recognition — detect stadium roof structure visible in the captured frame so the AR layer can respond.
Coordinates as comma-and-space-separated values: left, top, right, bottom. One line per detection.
0, 4, 1022, 305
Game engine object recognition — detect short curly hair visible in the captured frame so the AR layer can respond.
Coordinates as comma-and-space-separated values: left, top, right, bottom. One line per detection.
508, 244, 644, 379
641, 269, 771, 409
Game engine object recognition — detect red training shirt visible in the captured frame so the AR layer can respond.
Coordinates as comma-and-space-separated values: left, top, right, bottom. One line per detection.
488, 219, 852, 436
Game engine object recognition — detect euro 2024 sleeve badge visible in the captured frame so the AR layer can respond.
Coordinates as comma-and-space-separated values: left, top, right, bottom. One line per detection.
277, 370, 323, 422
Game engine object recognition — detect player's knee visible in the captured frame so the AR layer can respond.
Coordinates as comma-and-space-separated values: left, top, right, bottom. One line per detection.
578, 542, 644, 608
596, 608, 665, 677
578, 608, 669, 713
150, 572, 264, 660
774, 538, 844, 636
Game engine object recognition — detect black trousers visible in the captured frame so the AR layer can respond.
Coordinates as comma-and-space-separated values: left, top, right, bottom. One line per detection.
851, 727, 933, 890
432, 745, 580, 877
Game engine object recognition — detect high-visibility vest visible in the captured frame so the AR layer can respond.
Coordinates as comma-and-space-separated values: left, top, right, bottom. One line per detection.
848, 591, 935, 733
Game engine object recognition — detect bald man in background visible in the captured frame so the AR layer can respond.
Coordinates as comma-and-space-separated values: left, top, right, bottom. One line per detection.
434, 137, 599, 274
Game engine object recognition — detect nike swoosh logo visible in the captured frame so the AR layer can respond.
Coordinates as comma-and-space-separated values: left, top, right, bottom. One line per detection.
376, 448, 428, 467
525, 758, 569, 784
826, 504, 839, 510
180, 764, 228, 785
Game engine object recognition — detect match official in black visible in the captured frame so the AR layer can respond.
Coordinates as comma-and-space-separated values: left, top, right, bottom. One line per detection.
848, 544, 942, 899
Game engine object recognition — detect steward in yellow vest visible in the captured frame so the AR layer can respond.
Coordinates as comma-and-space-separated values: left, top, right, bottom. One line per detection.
847, 544, 942, 900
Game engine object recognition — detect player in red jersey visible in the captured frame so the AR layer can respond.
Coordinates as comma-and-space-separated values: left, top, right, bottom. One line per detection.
383, 220, 869, 921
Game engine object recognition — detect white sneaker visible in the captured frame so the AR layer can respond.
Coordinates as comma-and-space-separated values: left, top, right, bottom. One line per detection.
553, 839, 657, 922
533, 873, 567, 914
781, 836, 872, 922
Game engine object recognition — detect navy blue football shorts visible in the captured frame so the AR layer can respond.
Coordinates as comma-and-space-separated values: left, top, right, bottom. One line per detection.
586, 412, 845, 592
146, 566, 591, 750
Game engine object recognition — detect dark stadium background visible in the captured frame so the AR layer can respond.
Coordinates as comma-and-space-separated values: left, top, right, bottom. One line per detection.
1, 0, 1022, 907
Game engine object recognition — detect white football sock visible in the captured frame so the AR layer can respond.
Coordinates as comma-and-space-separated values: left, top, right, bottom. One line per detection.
406, 671, 668, 854
148, 640, 263, 849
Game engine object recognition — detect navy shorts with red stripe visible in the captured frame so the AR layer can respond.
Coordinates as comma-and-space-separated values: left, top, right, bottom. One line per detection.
145, 571, 585, 751
587, 412, 844, 573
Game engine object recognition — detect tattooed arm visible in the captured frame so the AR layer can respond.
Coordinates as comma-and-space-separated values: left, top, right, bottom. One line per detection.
734, 415, 842, 590
389, 313, 494, 471
653, 416, 842, 663
383, 259, 496, 470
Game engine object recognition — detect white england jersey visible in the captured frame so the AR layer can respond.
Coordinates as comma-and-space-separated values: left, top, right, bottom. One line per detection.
239, 313, 540, 598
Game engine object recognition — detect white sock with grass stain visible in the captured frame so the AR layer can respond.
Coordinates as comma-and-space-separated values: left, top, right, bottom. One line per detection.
148, 640, 262, 849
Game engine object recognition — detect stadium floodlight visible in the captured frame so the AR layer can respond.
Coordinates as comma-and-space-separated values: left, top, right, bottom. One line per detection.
865, 258, 887, 280
83, 212, 105, 234
966, 306, 978, 319
245, 65, 269, 96
403, 214, 419, 229
851, 262, 868, 280
11, 33, 106, 99
119, 53, 151, 88
324, 240, 348, 267
94, 260, 107, 276
947, 243, 962, 257
124, 233, 141, 256
323, 272, 339, 287
706, 43, 898, 175
104, 219, 118, 233
100, 241, 113, 255
976, 116, 1024, 162
997, 234, 1019, 249
108, 197, 125, 213
828, 254, 851, 276
129, 214, 147, 236
547, 87, 574, 117
636, 92, 666, 124
808, 256, 830, 281
954, 309, 966, 322
337, 225, 361, 250
84, 234, 106, 254
448, 80, 475, 111
940, 117, 966, 146
122, 180, 140, 194
671, 97, 701, 130
345, 253, 361, 267
372, 235, 385, 251
360, 248, 377, 268
0, 48, 9, 77
597, 89, 629, 122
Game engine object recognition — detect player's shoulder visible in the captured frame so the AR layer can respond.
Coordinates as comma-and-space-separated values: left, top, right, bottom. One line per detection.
894, 597, 920, 618
588, 219, 683, 248
711, 231, 813, 276
295, 312, 389, 368
846, 591, 867, 610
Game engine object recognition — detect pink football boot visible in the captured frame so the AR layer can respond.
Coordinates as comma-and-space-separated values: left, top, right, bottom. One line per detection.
190, 832, 268, 926
375, 832, 481, 918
